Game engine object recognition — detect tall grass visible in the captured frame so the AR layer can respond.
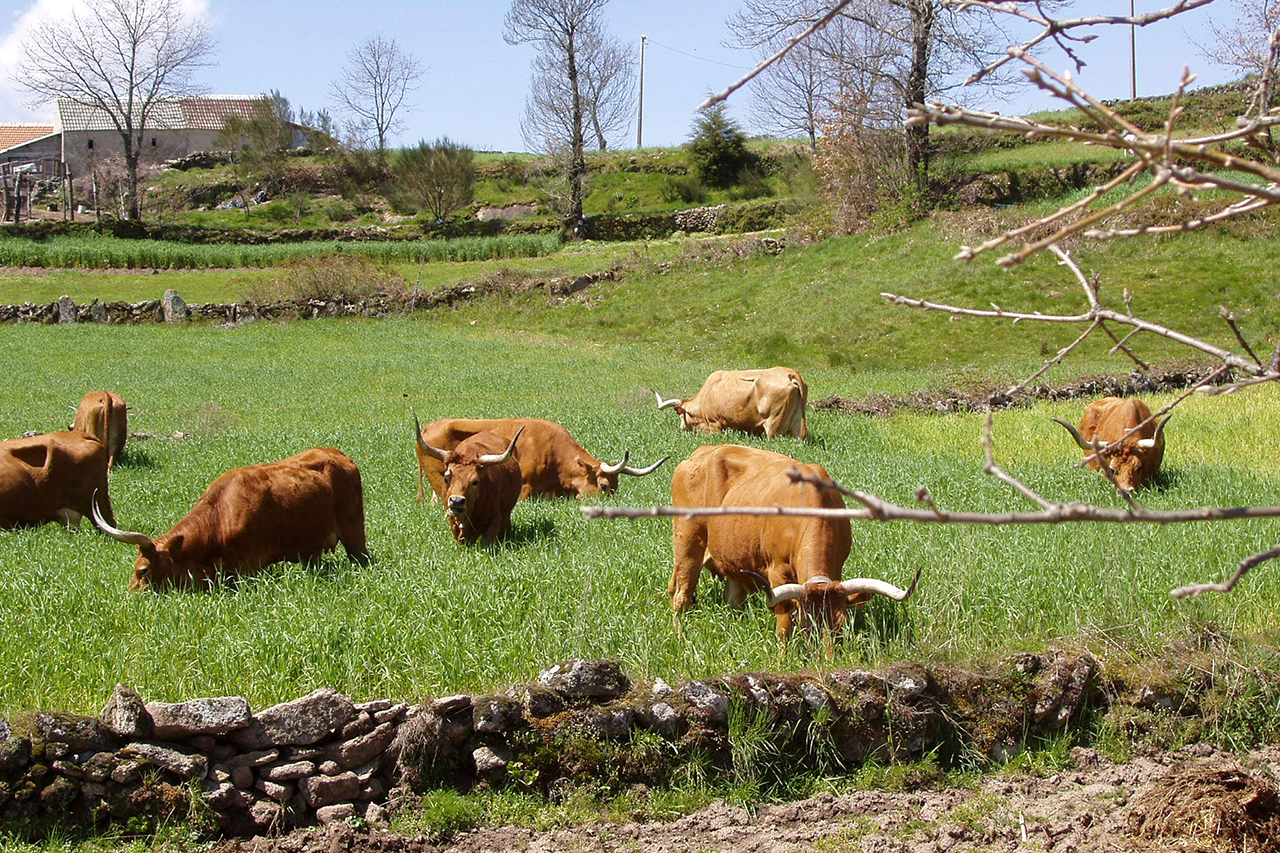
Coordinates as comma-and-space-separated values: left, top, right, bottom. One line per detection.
1, 319, 1278, 716
0, 233, 561, 270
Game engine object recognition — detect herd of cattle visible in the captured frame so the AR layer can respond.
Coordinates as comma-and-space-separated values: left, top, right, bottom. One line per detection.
1, 366, 1170, 642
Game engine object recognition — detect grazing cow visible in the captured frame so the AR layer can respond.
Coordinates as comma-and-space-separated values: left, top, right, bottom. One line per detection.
71, 391, 128, 471
414, 416, 667, 502
654, 366, 809, 439
670, 444, 919, 643
1052, 397, 1169, 493
413, 411, 524, 544
93, 448, 369, 591
0, 431, 114, 529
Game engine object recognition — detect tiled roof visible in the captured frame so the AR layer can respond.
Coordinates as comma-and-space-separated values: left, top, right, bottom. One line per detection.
180, 96, 268, 130
55, 96, 264, 133
0, 125, 55, 152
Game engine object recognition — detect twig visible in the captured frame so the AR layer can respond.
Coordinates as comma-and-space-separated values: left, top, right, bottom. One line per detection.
981, 410, 1054, 510
1220, 306, 1263, 368
1170, 545, 1280, 598
699, 0, 854, 110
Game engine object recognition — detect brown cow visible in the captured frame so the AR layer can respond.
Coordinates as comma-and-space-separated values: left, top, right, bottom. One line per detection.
670, 444, 919, 644
414, 416, 667, 502
71, 391, 128, 471
0, 431, 114, 529
413, 411, 524, 544
654, 366, 809, 439
1052, 397, 1169, 493
92, 448, 368, 591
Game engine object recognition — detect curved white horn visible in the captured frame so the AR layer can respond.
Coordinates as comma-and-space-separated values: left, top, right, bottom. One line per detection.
621, 454, 669, 477
653, 390, 682, 410
92, 490, 152, 547
839, 565, 923, 602
412, 408, 449, 462
764, 583, 806, 607
1051, 417, 1091, 451
599, 451, 629, 475
1154, 413, 1172, 440
477, 425, 524, 466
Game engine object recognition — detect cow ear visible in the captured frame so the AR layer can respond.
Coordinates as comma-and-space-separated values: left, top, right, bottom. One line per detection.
162, 535, 182, 554
575, 456, 591, 471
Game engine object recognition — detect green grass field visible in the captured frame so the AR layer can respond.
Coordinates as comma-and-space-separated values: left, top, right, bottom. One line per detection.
2, 315, 1278, 718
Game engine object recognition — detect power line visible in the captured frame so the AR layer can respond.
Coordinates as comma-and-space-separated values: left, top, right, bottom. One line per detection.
645, 39, 752, 71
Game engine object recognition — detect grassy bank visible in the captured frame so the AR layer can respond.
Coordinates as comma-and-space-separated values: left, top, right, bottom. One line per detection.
1, 318, 1277, 715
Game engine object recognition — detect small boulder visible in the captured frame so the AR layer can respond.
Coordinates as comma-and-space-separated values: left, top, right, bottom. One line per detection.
538, 659, 631, 702
162, 289, 188, 323
146, 696, 251, 739
231, 687, 354, 749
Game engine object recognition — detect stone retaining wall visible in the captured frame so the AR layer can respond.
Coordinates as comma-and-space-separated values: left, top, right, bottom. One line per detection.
0, 652, 1113, 839
0, 272, 619, 326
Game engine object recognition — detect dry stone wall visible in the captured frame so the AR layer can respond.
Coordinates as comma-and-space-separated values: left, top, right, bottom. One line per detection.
0, 272, 619, 326
0, 652, 1114, 839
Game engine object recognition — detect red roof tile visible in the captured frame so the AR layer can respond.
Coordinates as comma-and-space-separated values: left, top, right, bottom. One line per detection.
0, 125, 55, 152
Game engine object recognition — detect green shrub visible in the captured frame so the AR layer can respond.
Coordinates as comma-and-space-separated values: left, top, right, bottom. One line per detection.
687, 105, 759, 190
728, 168, 772, 201
660, 175, 708, 204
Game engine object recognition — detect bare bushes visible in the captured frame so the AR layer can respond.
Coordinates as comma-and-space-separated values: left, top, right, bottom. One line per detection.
814, 95, 914, 233
240, 253, 407, 303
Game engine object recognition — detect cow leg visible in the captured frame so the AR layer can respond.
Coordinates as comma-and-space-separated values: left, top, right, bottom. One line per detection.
55, 508, 83, 528
723, 569, 750, 609
670, 519, 708, 613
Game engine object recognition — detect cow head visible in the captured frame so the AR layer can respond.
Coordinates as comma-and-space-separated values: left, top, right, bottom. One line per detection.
653, 391, 694, 430
749, 567, 922, 643
574, 451, 669, 496
414, 410, 523, 534
1052, 414, 1170, 493
92, 493, 200, 590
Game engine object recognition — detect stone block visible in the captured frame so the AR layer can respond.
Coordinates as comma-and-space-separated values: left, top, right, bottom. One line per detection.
146, 696, 251, 739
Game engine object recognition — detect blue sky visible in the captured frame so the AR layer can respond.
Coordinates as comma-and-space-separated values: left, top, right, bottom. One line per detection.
1, 1, 1245, 153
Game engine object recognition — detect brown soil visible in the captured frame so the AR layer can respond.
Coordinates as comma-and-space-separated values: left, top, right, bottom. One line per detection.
217, 745, 1280, 853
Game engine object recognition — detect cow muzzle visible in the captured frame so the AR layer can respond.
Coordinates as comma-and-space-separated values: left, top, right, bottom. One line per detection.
447, 495, 467, 516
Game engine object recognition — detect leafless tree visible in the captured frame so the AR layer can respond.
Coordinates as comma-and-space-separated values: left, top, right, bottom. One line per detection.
504, 0, 613, 238
594, 0, 1280, 598
14, 0, 213, 221
1196, 0, 1280, 115
521, 28, 636, 153
722, 0, 1018, 200
329, 34, 423, 163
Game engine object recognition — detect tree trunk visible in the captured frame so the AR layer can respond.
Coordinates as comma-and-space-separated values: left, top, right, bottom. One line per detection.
565, 28, 587, 240
123, 144, 141, 221
904, 0, 937, 210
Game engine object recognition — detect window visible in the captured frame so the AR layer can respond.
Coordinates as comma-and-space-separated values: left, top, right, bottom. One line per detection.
87, 138, 94, 149
151, 138, 157, 147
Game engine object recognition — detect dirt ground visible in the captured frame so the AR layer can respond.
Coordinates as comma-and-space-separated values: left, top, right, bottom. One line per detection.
217, 744, 1280, 853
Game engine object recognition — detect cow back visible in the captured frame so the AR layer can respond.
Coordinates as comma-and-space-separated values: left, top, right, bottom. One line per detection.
72, 391, 127, 466
0, 431, 111, 528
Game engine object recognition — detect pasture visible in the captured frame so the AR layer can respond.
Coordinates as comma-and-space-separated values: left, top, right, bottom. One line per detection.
2, 316, 1278, 719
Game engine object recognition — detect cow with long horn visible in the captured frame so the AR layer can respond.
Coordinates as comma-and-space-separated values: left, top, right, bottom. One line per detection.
413, 416, 666, 502
70, 391, 128, 471
1052, 397, 1169, 493
669, 444, 919, 644
653, 366, 809, 440
413, 411, 524, 544
92, 448, 369, 590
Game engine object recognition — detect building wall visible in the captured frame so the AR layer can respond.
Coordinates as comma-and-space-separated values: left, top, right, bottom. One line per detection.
1, 136, 62, 166
61, 129, 193, 179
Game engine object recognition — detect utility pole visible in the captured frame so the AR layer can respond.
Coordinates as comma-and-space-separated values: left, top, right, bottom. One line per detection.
637, 33, 646, 149
1130, 0, 1137, 100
